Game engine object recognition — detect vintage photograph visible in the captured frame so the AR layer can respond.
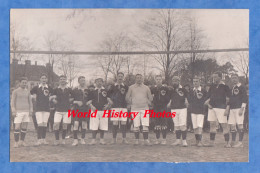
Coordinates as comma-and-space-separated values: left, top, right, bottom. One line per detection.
10, 9, 249, 162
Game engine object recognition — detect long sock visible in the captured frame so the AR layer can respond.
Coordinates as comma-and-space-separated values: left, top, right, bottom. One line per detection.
224, 133, 230, 142
112, 125, 118, 139
37, 126, 42, 139
162, 129, 167, 139
198, 134, 202, 141
73, 130, 78, 139
195, 134, 199, 141
42, 127, 47, 139
238, 129, 244, 141
62, 129, 66, 139
176, 130, 181, 139
20, 129, 26, 141
134, 132, 139, 139
92, 130, 97, 139
182, 130, 187, 140
54, 130, 59, 140
155, 130, 160, 139
143, 132, 148, 140
14, 129, 20, 142
100, 130, 104, 139
231, 132, 237, 141
121, 124, 126, 138
210, 133, 216, 141
81, 129, 86, 139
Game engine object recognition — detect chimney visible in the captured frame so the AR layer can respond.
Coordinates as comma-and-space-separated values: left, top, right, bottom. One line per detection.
25, 60, 31, 65
12, 58, 18, 65
35, 61, 37, 66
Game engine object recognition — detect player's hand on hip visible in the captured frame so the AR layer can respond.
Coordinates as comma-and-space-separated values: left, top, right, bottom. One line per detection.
224, 109, 229, 117
208, 104, 213, 109
239, 108, 244, 116
90, 105, 96, 111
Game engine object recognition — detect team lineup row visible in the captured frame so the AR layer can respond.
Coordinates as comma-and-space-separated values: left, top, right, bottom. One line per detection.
11, 71, 247, 148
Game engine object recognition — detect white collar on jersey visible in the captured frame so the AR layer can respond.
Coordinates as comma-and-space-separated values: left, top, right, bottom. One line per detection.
193, 86, 202, 91
115, 82, 124, 86
95, 86, 105, 90
39, 83, 48, 88
233, 83, 241, 88
58, 85, 68, 89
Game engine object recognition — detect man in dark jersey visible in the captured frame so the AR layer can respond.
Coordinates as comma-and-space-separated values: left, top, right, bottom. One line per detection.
228, 74, 247, 147
108, 72, 129, 144
50, 75, 73, 145
30, 74, 53, 146
188, 77, 207, 147
205, 71, 231, 147
71, 76, 89, 146
150, 75, 170, 145
88, 78, 113, 145
167, 76, 189, 147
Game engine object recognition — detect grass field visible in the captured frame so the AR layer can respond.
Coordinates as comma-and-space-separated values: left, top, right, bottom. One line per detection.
10, 130, 248, 162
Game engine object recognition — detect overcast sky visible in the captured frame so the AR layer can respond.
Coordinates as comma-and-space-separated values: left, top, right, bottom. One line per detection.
10, 9, 249, 83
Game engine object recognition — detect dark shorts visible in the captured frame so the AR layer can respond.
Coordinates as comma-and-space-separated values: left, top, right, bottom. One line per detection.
153, 107, 168, 127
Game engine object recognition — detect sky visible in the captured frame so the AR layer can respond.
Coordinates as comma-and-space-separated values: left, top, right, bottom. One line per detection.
10, 9, 249, 83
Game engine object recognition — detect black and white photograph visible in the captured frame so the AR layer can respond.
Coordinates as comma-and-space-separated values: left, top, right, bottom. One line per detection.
10, 9, 249, 162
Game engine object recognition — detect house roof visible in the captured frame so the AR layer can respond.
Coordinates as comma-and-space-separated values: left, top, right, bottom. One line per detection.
10, 63, 59, 83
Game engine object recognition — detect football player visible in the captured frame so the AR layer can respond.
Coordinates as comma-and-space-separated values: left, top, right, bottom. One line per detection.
71, 76, 89, 146
150, 75, 170, 145
108, 72, 129, 144
30, 74, 53, 146
204, 71, 231, 147
126, 74, 153, 146
11, 77, 33, 147
88, 78, 113, 145
50, 75, 73, 145
228, 74, 247, 147
167, 76, 189, 147
188, 77, 207, 147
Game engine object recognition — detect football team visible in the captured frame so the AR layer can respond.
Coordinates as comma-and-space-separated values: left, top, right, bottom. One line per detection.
11, 71, 247, 148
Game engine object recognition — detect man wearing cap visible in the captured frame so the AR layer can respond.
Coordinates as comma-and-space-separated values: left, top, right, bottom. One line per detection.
126, 74, 153, 146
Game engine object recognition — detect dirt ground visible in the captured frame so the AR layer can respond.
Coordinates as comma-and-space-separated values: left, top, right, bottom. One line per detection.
10, 130, 248, 162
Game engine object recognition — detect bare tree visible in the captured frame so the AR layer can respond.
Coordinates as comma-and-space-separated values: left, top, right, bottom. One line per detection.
140, 9, 189, 84
97, 32, 137, 82
10, 23, 34, 62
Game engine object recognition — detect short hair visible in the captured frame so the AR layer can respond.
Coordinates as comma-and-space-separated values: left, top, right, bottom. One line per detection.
117, 72, 124, 76
193, 76, 201, 81
20, 77, 28, 82
95, 78, 104, 83
59, 75, 67, 79
40, 73, 47, 78
213, 71, 222, 78
231, 73, 239, 78
78, 76, 85, 82
155, 75, 163, 79
88, 84, 95, 88
172, 76, 180, 81
184, 84, 190, 88
135, 74, 143, 78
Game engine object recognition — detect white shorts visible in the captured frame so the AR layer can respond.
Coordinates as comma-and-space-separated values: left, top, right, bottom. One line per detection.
14, 112, 30, 124
228, 108, 244, 125
110, 108, 128, 122
35, 112, 50, 124
171, 108, 187, 127
131, 108, 149, 127
191, 113, 204, 129
54, 112, 71, 124
208, 108, 227, 124
90, 111, 108, 131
